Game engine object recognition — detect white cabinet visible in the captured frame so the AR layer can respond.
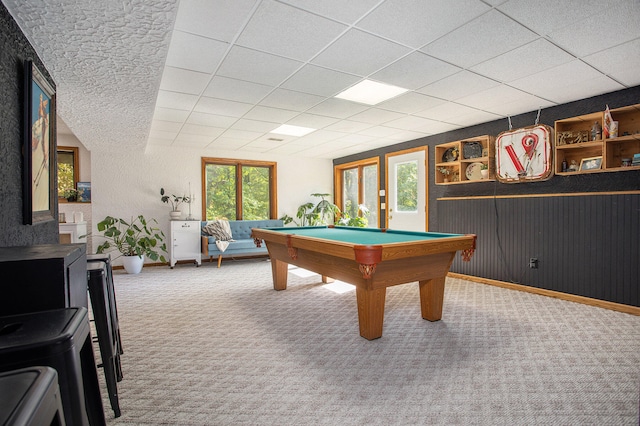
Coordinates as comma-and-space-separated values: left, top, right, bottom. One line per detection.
59, 221, 87, 244
170, 220, 202, 268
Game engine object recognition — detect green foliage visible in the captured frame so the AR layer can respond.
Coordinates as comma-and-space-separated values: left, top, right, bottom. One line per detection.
336, 204, 369, 227
396, 161, 418, 212
58, 163, 74, 197
63, 188, 78, 201
281, 193, 340, 226
160, 188, 190, 212
204, 164, 272, 220
93, 215, 167, 262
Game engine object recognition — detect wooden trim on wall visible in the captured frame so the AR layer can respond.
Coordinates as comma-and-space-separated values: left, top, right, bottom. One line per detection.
448, 272, 640, 316
334, 156, 380, 227
201, 157, 278, 220
438, 190, 640, 201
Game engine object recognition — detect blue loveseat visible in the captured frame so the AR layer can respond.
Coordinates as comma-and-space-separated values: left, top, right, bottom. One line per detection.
200, 219, 283, 267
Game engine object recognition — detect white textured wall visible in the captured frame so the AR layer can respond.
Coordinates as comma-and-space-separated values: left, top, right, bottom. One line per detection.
90, 145, 333, 265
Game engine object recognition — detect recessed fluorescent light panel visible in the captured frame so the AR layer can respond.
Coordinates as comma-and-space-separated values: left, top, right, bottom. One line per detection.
335, 79, 409, 105
270, 124, 316, 137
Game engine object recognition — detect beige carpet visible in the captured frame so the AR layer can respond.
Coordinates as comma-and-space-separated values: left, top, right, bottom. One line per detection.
99, 258, 640, 425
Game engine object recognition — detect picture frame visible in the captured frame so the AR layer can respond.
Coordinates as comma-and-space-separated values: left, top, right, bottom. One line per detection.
77, 182, 91, 202
22, 60, 56, 225
579, 156, 603, 171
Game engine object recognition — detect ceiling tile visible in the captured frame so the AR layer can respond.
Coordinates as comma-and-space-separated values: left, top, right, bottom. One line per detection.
217, 46, 303, 86
357, 126, 402, 138
470, 38, 575, 83
286, 114, 340, 129
220, 128, 264, 141
155, 90, 199, 110
324, 120, 373, 133
414, 102, 487, 122
243, 106, 300, 122
421, 10, 538, 68
203, 76, 272, 104
417, 70, 501, 101
348, 108, 406, 125
175, 132, 214, 145
583, 38, 640, 87
279, 0, 379, 24
546, 1, 640, 57
231, 119, 280, 133
384, 115, 439, 131
187, 112, 238, 128
150, 120, 183, 132
194, 97, 254, 117
165, 30, 229, 73
509, 60, 624, 104
371, 52, 461, 90
173, 0, 258, 42
378, 92, 446, 114
357, 0, 490, 48
311, 29, 411, 76
236, 0, 347, 61
306, 98, 369, 119
281, 65, 361, 97
258, 88, 324, 111
159, 66, 211, 95
180, 123, 225, 137
149, 128, 178, 140
153, 107, 190, 123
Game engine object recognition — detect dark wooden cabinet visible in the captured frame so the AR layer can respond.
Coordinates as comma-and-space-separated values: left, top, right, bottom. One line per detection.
0, 244, 87, 316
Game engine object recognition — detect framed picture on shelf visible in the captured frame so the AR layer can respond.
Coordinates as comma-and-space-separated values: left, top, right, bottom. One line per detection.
77, 182, 91, 202
579, 156, 602, 171
22, 60, 56, 225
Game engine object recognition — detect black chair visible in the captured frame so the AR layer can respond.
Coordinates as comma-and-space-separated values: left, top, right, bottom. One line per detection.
0, 366, 66, 426
87, 253, 123, 359
87, 261, 121, 417
0, 308, 106, 426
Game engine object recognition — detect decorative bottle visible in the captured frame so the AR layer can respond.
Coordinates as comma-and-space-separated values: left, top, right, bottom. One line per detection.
591, 121, 601, 140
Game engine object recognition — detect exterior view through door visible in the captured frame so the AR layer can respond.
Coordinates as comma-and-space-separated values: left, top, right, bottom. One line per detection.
386, 147, 428, 231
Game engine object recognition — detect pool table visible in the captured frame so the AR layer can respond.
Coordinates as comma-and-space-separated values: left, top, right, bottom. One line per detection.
251, 226, 476, 340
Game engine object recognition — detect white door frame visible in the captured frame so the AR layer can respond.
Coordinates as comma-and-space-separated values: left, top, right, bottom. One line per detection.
385, 146, 429, 231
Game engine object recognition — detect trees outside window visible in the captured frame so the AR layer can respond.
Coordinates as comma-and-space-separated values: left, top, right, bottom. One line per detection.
334, 158, 379, 228
57, 146, 78, 198
202, 158, 277, 221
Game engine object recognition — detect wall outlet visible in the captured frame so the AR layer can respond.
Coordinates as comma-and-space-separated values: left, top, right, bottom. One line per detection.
529, 258, 538, 269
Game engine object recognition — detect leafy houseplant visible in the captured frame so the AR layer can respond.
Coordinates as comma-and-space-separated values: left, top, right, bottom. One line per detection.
94, 215, 168, 270
281, 193, 369, 228
281, 193, 341, 226
160, 188, 190, 212
64, 188, 78, 202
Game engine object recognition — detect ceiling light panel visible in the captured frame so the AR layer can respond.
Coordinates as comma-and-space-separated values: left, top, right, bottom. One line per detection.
270, 124, 316, 137
335, 79, 409, 105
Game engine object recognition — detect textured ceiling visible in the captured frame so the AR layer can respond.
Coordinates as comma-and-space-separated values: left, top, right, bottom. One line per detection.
4, 0, 640, 158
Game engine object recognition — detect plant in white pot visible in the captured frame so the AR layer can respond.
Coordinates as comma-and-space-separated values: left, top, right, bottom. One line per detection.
94, 215, 168, 274
160, 188, 190, 220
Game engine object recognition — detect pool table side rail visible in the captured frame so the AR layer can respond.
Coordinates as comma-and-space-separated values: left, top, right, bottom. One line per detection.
251, 228, 476, 262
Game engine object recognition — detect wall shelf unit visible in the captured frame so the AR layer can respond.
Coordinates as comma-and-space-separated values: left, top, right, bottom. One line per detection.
555, 104, 640, 175
435, 135, 495, 185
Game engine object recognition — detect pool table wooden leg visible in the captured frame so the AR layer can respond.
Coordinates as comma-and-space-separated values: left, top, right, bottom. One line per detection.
270, 258, 288, 290
356, 287, 386, 340
419, 277, 445, 321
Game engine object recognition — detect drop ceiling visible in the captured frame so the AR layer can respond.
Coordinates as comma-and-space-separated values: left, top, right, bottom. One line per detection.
4, 0, 640, 158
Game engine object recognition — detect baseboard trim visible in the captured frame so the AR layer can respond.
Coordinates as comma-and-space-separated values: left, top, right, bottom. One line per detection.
449, 272, 640, 316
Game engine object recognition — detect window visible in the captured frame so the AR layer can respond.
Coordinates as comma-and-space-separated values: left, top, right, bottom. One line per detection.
334, 158, 379, 228
57, 146, 78, 198
202, 158, 277, 220
395, 160, 418, 212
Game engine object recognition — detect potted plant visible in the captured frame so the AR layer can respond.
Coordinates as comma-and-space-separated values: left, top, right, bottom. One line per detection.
63, 188, 79, 202
94, 215, 168, 274
160, 188, 190, 220
480, 163, 489, 179
438, 167, 452, 182
336, 204, 370, 227
280, 193, 340, 226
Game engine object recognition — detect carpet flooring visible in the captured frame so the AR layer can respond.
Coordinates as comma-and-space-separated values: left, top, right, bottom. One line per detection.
100, 258, 640, 425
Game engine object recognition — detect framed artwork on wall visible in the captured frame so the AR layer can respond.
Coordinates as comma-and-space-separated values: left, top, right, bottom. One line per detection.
22, 59, 56, 225
579, 156, 602, 171
77, 182, 91, 202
